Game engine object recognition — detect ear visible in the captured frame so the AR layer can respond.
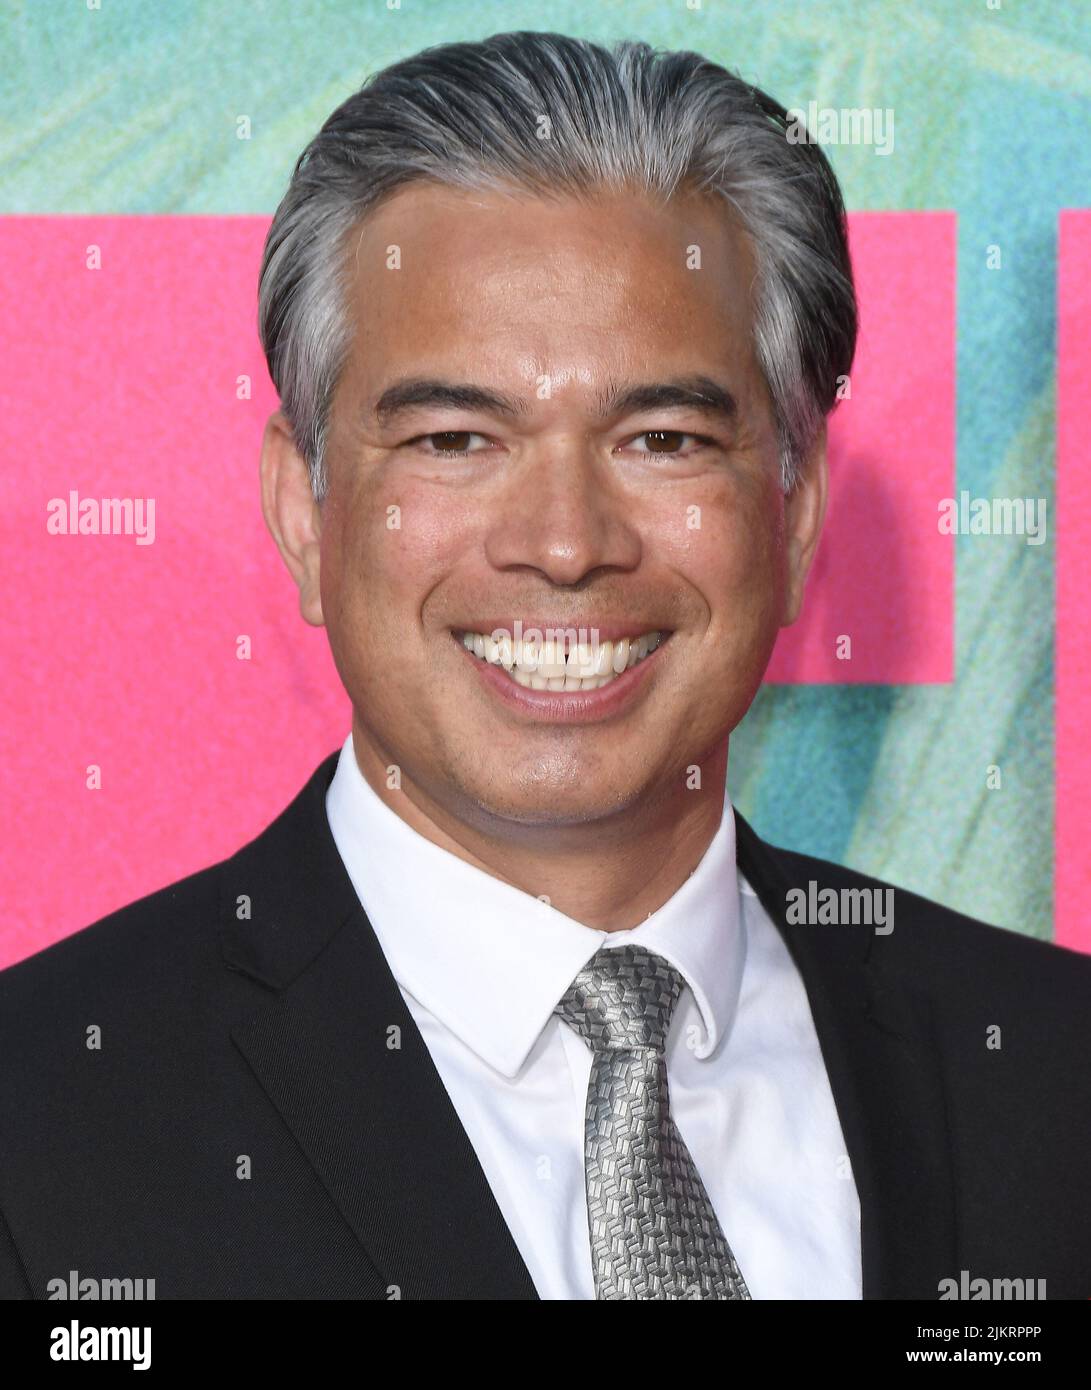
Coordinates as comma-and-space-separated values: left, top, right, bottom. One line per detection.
780, 423, 828, 627
259, 410, 325, 627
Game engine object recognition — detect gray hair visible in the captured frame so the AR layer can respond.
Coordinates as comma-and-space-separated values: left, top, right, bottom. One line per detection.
258, 31, 857, 500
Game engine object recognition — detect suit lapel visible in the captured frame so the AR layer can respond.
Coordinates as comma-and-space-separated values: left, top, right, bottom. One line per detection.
221, 754, 539, 1300
218, 752, 956, 1299
733, 808, 958, 1298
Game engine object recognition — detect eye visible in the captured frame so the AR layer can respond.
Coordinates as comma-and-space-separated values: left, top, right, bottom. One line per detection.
405, 429, 715, 458
628, 430, 713, 455
409, 431, 491, 456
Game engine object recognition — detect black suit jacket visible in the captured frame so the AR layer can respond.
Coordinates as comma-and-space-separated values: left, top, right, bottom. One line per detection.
1, 751, 1089, 1299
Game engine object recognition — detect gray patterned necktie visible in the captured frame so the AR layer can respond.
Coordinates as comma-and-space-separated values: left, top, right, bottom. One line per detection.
555, 943, 751, 1300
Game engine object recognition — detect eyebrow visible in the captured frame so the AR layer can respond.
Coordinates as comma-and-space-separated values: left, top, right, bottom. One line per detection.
368, 374, 738, 428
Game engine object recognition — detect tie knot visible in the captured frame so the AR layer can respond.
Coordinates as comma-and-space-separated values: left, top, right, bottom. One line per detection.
554, 944, 685, 1053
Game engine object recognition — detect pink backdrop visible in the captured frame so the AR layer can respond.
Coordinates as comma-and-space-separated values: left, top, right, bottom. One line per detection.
2, 212, 958, 964
1057, 210, 1091, 951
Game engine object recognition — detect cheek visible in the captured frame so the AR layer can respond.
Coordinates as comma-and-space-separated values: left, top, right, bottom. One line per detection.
657, 477, 785, 633
322, 478, 473, 647
317, 489, 396, 673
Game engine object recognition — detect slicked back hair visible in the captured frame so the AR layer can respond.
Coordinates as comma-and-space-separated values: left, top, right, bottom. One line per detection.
258, 31, 857, 500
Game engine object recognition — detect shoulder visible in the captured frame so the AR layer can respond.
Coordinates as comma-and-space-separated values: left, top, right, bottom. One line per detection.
0, 859, 224, 1053
0, 752, 340, 1075
769, 838, 1091, 1008
0, 751, 343, 1032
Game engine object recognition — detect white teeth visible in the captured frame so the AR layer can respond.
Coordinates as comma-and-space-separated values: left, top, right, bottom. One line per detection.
458, 628, 665, 691
569, 642, 595, 678
538, 639, 566, 679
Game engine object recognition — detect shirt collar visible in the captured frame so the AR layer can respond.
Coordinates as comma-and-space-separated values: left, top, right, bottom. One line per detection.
325, 734, 746, 1078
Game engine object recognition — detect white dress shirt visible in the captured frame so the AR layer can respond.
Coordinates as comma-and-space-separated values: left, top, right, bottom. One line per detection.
325, 733, 862, 1299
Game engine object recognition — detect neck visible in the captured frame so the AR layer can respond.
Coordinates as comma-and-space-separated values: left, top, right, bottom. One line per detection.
350, 722, 730, 933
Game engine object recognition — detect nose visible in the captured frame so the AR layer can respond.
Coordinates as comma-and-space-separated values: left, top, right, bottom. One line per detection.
483, 439, 642, 585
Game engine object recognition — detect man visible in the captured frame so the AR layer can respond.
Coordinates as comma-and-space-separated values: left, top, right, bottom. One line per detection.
1, 32, 1088, 1302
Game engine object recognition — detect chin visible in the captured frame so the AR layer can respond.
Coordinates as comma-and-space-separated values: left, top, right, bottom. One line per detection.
455, 771, 646, 831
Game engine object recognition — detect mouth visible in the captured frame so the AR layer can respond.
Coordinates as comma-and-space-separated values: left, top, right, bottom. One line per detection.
451, 624, 673, 724
453, 626, 670, 693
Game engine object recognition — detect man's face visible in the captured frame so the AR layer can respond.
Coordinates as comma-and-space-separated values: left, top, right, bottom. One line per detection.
274, 181, 823, 833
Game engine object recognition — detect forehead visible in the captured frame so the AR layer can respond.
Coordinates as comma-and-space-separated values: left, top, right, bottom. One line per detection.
338, 180, 760, 392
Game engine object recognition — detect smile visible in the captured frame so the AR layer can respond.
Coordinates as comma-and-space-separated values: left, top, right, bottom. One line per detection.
455, 628, 667, 691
